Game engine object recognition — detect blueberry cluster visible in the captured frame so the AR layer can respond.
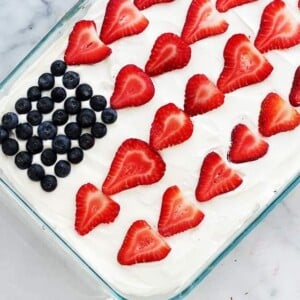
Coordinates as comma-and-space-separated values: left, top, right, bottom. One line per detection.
0, 60, 117, 192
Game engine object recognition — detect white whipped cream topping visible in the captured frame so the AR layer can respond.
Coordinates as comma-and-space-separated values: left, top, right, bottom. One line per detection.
0, 0, 299, 299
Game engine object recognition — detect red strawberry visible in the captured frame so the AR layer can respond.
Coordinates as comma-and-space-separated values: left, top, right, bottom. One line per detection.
228, 124, 269, 163
110, 64, 155, 109
216, 0, 257, 12
254, 0, 300, 53
158, 185, 205, 237
258, 92, 300, 137
289, 66, 300, 107
102, 138, 166, 195
196, 152, 243, 202
184, 74, 225, 116
149, 103, 194, 151
75, 183, 120, 235
64, 20, 112, 65
145, 33, 191, 77
100, 0, 149, 44
217, 34, 273, 93
134, 0, 174, 10
181, 0, 229, 45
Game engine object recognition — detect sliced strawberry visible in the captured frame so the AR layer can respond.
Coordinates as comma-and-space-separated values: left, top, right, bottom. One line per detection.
216, 0, 257, 12
196, 152, 243, 202
110, 64, 155, 109
289, 66, 300, 107
102, 138, 166, 195
100, 0, 149, 44
217, 34, 273, 93
145, 33, 191, 77
228, 124, 269, 163
117, 220, 171, 265
134, 0, 174, 10
75, 183, 120, 235
158, 185, 205, 237
64, 20, 111, 65
254, 0, 300, 53
258, 92, 300, 137
184, 74, 225, 116
181, 0, 229, 45
149, 103, 194, 151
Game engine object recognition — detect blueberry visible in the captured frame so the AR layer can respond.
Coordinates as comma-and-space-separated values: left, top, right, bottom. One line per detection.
52, 135, 71, 154
76, 108, 96, 128
41, 148, 57, 166
54, 160, 71, 178
79, 133, 95, 150
52, 109, 69, 126
15, 123, 33, 140
37, 97, 54, 114
91, 122, 107, 138
62, 71, 80, 89
90, 95, 107, 111
2, 138, 19, 156
38, 73, 55, 90
26, 136, 43, 154
27, 86, 41, 101
0, 126, 9, 143
27, 164, 45, 181
27, 110, 43, 126
67, 147, 84, 164
2, 112, 19, 130
64, 122, 82, 139
15, 98, 32, 114
51, 87, 66, 103
41, 175, 57, 192
38, 121, 57, 140
15, 151, 33, 170
50, 60, 67, 76
76, 84, 93, 101
64, 97, 81, 115
101, 108, 117, 124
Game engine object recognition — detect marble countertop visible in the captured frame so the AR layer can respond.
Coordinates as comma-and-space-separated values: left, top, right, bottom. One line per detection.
0, 1, 299, 299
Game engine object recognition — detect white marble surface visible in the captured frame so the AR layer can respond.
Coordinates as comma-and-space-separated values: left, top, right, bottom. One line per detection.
0, 1, 299, 299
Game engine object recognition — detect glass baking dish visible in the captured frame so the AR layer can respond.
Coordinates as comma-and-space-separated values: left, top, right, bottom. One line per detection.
0, 0, 299, 299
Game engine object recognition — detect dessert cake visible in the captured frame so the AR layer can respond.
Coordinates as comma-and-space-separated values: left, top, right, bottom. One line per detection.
0, 0, 299, 298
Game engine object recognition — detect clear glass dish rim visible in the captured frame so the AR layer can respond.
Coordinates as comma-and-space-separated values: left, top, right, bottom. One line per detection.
0, 1, 299, 299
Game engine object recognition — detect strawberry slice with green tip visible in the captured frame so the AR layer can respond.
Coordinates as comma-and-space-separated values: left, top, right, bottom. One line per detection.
134, 0, 174, 10
102, 138, 166, 195
64, 20, 112, 65
196, 152, 243, 202
117, 220, 171, 265
289, 66, 300, 107
145, 33, 191, 77
110, 64, 155, 109
254, 0, 300, 53
181, 0, 229, 45
228, 124, 269, 163
216, 0, 257, 12
217, 34, 273, 93
184, 74, 225, 116
149, 103, 194, 151
258, 92, 300, 137
75, 183, 120, 235
158, 185, 205, 237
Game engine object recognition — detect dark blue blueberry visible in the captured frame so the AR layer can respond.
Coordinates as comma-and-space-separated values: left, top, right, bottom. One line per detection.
52, 109, 69, 126
27, 164, 45, 181
41, 148, 57, 166
27, 86, 41, 101
0, 126, 9, 144
91, 122, 107, 138
52, 135, 71, 154
15, 123, 33, 140
75, 84, 93, 101
101, 108, 117, 124
41, 175, 57, 192
79, 133, 95, 150
76, 108, 96, 128
27, 110, 43, 126
51, 87, 66, 103
64, 97, 81, 115
90, 95, 107, 111
62, 71, 80, 89
2, 112, 19, 130
50, 60, 67, 76
15, 98, 32, 114
37, 97, 54, 114
26, 136, 43, 154
15, 151, 33, 170
37, 121, 57, 140
64, 122, 82, 140
2, 138, 19, 156
67, 147, 84, 164
38, 73, 55, 90
54, 160, 71, 178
